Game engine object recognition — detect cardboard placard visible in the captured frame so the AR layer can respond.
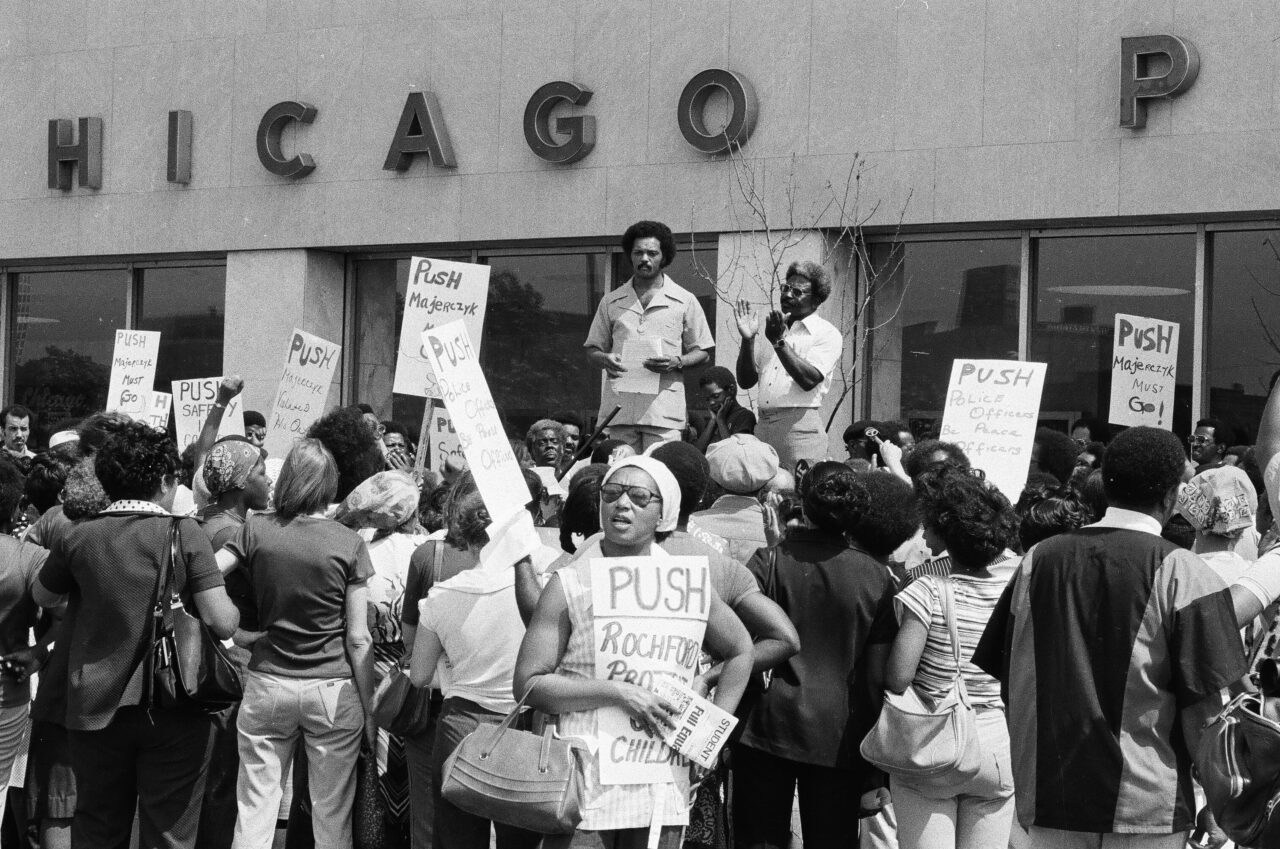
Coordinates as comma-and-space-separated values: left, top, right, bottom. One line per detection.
172, 377, 245, 450
1108, 313, 1179, 429
264, 329, 342, 460
142, 391, 172, 430
589, 555, 710, 785
393, 257, 491, 399
422, 320, 527, 521
105, 330, 161, 418
427, 406, 464, 471
938, 359, 1047, 502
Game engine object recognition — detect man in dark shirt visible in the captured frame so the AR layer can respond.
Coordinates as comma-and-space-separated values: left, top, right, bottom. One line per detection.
975, 426, 1247, 846
691, 366, 756, 452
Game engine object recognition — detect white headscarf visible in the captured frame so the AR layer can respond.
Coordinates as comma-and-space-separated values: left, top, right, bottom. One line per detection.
601, 455, 682, 533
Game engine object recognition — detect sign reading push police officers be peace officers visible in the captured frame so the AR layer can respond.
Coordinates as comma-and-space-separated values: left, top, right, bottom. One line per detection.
393, 257, 490, 399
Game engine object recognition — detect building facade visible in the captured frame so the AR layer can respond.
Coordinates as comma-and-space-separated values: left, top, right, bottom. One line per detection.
3, 1, 1278, 453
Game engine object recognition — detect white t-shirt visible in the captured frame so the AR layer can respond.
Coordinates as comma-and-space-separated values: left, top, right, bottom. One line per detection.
420, 567, 525, 714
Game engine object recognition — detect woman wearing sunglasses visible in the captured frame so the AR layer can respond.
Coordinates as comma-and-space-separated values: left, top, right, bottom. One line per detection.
514, 456, 753, 849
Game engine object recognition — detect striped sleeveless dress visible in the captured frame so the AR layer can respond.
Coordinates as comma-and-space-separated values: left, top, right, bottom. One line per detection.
554, 541, 692, 830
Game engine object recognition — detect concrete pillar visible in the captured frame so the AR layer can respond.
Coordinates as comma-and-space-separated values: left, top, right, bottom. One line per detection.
713, 231, 856, 462
223, 249, 346, 415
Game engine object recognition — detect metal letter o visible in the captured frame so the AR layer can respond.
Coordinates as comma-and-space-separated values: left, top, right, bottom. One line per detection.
677, 69, 758, 154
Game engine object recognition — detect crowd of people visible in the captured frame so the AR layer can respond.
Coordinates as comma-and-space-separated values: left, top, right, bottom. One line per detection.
0, 217, 1272, 849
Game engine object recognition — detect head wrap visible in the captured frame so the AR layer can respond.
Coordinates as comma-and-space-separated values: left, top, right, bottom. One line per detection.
202, 440, 262, 496
1177, 465, 1257, 536
333, 470, 421, 533
601, 455, 681, 533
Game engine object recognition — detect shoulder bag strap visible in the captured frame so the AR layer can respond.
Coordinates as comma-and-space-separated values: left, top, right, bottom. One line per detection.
934, 576, 969, 705
430, 538, 444, 589
140, 519, 177, 708
764, 546, 779, 600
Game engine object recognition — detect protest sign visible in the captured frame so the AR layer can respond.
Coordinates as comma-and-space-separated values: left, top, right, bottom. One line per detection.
143, 392, 172, 430
425, 406, 464, 471
422, 320, 527, 520
264, 329, 342, 460
939, 359, 1047, 502
105, 330, 161, 418
393, 257, 491, 399
650, 678, 738, 770
172, 377, 245, 450
1108, 313, 1179, 429
589, 555, 710, 785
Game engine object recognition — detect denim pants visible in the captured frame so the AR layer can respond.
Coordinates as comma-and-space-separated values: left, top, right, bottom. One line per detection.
232, 672, 363, 849
893, 706, 1016, 849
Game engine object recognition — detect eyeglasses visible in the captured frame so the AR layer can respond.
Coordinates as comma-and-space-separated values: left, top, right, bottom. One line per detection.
779, 283, 812, 297
600, 483, 663, 509
1189, 435, 1212, 445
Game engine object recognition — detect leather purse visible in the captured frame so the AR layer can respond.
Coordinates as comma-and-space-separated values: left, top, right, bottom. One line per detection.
149, 521, 243, 712
860, 576, 982, 791
372, 664, 434, 737
1198, 680, 1280, 845
441, 686, 582, 835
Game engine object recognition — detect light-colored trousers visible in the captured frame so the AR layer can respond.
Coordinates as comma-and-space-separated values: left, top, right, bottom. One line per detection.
893, 706, 1016, 849
755, 407, 828, 470
232, 671, 363, 849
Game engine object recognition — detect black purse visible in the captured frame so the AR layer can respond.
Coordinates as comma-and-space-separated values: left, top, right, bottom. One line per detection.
148, 521, 243, 712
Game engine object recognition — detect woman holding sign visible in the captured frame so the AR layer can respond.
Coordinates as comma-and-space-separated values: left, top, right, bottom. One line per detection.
514, 456, 753, 849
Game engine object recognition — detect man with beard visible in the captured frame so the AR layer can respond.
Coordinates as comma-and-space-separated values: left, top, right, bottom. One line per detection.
734, 260, 843, 468
584, 220, 714, 453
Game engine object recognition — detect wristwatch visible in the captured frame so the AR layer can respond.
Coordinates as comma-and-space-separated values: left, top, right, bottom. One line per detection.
773, 338, 787, 350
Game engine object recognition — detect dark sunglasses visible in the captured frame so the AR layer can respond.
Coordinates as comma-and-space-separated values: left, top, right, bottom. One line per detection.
600, 483, 663, 509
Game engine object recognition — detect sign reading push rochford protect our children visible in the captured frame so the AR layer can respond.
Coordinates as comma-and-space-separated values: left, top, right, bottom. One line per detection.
105, 329, 161, 419
589, 555, 710, 785
393, 257, 491, 400
939, 359, 1047, 502
264, 329, 342, 460
422, 319, 528, 522
1108, 313, 1179, 429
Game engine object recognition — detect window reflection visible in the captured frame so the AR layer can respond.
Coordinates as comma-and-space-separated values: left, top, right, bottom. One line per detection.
1208, 230, 1280, 443
480, 253, 605, 434
1031, 234, 1194, 435
10, 269, 130, 442
137, 266, 227, 393
868, 240, 1021, 437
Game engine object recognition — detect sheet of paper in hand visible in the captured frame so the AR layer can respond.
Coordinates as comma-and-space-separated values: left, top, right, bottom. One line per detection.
651, 678, 738, 770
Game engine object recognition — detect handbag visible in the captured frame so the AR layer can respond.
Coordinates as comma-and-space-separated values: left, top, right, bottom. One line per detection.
372, 665, 434, 736
859, 576, 981, 790
353, 739, 391, 849
441, 685, 582, 834
149, 521, 243, 712
1198, 670, 1280, 845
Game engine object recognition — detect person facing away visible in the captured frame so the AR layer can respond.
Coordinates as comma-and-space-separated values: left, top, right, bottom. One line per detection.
584, 220, 714, 453
734, 260, 843, 469
974, 425, 1248, 848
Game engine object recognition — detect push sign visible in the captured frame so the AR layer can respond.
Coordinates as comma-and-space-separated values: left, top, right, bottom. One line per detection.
1108, 313, 1180, 429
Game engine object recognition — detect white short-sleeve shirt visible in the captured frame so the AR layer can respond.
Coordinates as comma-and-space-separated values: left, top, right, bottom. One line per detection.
752, 312, 843, 410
